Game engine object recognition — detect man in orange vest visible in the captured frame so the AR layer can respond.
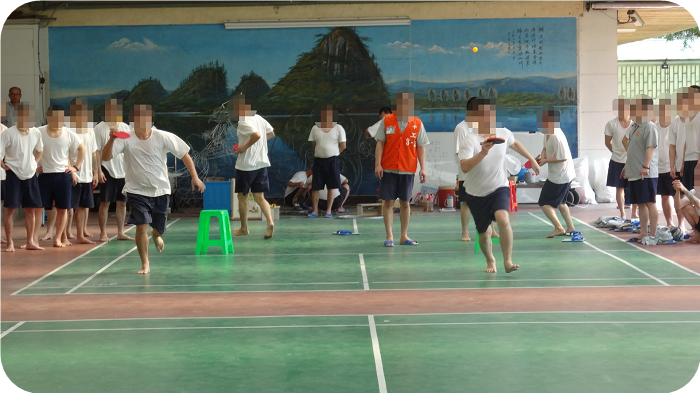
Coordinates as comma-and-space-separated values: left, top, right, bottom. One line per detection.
374, 92, 428, 247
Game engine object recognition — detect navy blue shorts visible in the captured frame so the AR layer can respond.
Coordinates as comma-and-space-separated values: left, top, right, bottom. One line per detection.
683, 160, 697, 191
39, 172, 73, 210
458, 181, 468, 204
465, 186, 510, 234
629, 177, 658, 204
235, 167, 269, 194
656, 172, 676, 196
312, 156, 341, 191
4, 170, 42, 209
100, 166, 126, 203
538, 180, 571, 208
126, 193, 169, 235
72, 182, 94, 209
606, 160, 628, 189
1, 179, 5, 201
378, 172, 414, 202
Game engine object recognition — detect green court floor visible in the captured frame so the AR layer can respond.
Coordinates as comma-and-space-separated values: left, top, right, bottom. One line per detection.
2, 312, 699, 392
13, 212, 700, 295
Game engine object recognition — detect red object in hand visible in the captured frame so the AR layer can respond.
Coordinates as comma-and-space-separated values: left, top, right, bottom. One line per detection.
524, 160, 532, 169
232, 143, 239, 151
113, 131, 130, 139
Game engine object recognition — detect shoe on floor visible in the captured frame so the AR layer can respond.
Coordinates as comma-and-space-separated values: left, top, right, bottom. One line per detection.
640, 236, 658, 246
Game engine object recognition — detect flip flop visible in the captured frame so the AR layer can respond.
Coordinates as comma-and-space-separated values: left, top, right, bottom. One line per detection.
562, 234, 585, 242
627, 237, 639, 243
333, 230, 358, 236
400, 239, 418, 246
557, 230, 582, 237
293, 206, 304, 211
307, 213, 317, 218
336, 208, 349, 213
384, 240, 395, 247
325, 213, 333, 218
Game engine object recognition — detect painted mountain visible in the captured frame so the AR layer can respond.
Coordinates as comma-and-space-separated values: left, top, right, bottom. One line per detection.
158, 61, 228, 112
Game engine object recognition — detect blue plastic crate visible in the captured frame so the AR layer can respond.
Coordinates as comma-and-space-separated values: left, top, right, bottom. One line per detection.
203, 181, 232, 213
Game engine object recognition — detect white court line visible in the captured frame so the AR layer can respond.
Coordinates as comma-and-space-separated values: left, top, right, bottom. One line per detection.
377, 320, 700, 327
573, 217, 700, 278
368, 315, 388, 393
353, 218, 359, 234
359, 254, 369, 290
10, 226, 137, 296
0, 321, 25, 338
12, 324, 370, 333
528, 213, 670, 286
65, 219, 180, 294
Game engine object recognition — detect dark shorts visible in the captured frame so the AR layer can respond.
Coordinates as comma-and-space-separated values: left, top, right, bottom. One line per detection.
126, 193, 169, 235
656, 172, 676, 196
538, 180, 571, 208
312, 156, 341, 191
458, 181, 468, 204
39, 172, 73, 210
378, 172, 415, 202
465, 186, 511, 234
72, 182, 95, 209
100, 167, 126, 203
629, 177, 658, 204
606, 160, 628, 189
4, 170, 42, 209
1, 179, 5, 202
318, 185, 349, 211
235, 167, 270, 194
683, 160, 697, 191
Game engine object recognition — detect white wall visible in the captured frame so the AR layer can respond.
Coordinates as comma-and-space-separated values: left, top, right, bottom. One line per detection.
1, 24, 50, 125
577, 9, 619, 180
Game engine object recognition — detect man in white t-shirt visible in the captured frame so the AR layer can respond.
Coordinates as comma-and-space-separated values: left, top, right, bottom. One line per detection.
1, 104, 44, 252
304, 173, 350, 213
673, 175, 700, 243
102, 104, 205, 274
458, 98, 540, 273
535, 108, 577, 238
284, 167, 312, 208
95, 98, 134, 243
36, 105, 85, 248
654, 97, 678, 227
681, 86, 700, 192
230, 96, 276, 239
604, 98, 634, 219
0, 101, 8, 244
308, 104, 347, 218
365, 107, 392, 139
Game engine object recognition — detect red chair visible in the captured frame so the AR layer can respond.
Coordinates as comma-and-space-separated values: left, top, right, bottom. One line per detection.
509, 180, 518, 212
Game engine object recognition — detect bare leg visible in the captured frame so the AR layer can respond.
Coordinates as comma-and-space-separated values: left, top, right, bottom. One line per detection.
478, 226, 497, 273
98, 201, 111, 242
616, 188, 626, 219
631, 204, 639, 219
53, 209, 69, 247
674, 195, 687, 231
460, 202, 471, 241
382, 199, 394, 243
337, 184, 350, 211
135, 224, 150, 274
647, 202, 658, 237
234, 193, 249, 236
75, 208, 95, 244
494, 210, 518, 273
4, 207, 16, 252
116, 201, 133, 240
66, 209, 75, 239
638, 203, 649, 238
681, 205, 700, 242
558, 203, 576, 233
490, 222, 500, 239
24, 208, 44, 250
253, 193, 275, 239
21, 208, 43, 248
82, 208, 92, 238
542, 205, 565, 238
41, 207, 57, 240
151, 228, 164, 252
311, 190, 320, 216
0, 201, 4, 244
398, 200, 415, 244
661, 195, 673, 227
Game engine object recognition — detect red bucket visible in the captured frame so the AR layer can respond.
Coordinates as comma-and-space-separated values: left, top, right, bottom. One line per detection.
437, 186, 456, 208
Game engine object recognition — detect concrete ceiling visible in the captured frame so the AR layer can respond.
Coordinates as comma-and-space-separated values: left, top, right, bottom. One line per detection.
616, 7, 698, 45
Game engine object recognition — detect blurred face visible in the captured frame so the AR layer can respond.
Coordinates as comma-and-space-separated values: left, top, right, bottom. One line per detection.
614, 99, 630, 120
692, 91, 700, 113
17, 105, 35, 129
105, 99, 124, 124
631, 99, 652, 122
395, 93, 414, 119
474, 103, 496, 135
320, 106, 335, 128
541, 112, 556, 134
230, 98, 251, 120
133, 105, 153, 131
46, 109, 65, 129
1, 100, 5, 122
676, 92, 691, 118
70, 99, 89, 128
8, 88, 21, 105
657, 100, 672, 121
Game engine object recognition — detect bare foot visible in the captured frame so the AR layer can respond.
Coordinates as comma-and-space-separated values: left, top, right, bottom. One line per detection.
137, 264, 150, 274
0, 238, 5, 244
546, 228, 566, 238
264, 224, 275, 239
491, 232, 500, 239
461, 232, 471, 242
76, 237, 95, 245
98, 233, 110, 242
41, 233, 54, 241
504, 262, 520, 273
24, 243, 45, 251
233, 228, 249, 236
67, 232, 76, 239
53, 241, 67, 248
631, 215, 639, 219
117, 234, 134, 241
152, 229, 164, 252
485, 259, 497, 273
83, 231, 93, 238
5, 242, 15, 252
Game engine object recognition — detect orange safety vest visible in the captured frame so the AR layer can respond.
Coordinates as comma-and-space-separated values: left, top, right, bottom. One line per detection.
381, 113, 422, 173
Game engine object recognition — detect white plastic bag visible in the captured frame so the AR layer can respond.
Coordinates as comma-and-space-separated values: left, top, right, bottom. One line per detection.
572, 157, 596, 205
593, 158, 616, 203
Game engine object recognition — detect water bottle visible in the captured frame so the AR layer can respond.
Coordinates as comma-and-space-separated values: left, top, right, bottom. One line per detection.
427, 194, 434, 212
446, 195, 454, 208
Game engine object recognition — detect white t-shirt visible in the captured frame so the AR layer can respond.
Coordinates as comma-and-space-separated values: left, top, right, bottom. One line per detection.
309, 124, 346, 158
604, 118, 633, 164
37, 126, 81, 174
111, 127, 190, 197
685, 114, 700, 162
284, 171, 308, 198
235, 114, 274, 171
655, 120, 672, 174
543, 128, 575, 184
458, 128, 515, 197
453, 120, 471, 181
668, 116, 686, 171
367, 119, 382, 138
71, 129, 98, 183
0, 124, 6, 181
0, 126, 43, 180
304, 174, 347, 200
94, 121, 130, 179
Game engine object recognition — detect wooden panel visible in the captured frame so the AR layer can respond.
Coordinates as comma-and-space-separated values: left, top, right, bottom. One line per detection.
617, 8, 698, 45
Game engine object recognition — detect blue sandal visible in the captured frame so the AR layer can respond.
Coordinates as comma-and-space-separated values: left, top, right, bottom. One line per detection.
325, 213, 333, 218
308, 213, 317, 218
627, 237, 639, 243
384, 240, 395, 247
400, 239, 418, 246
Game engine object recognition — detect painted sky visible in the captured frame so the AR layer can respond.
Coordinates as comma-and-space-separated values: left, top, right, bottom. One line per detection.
49, 18, 575, 98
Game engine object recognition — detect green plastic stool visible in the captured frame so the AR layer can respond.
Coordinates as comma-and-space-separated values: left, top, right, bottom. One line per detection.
196, 210, 234, 255
475, 237, 500, 252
